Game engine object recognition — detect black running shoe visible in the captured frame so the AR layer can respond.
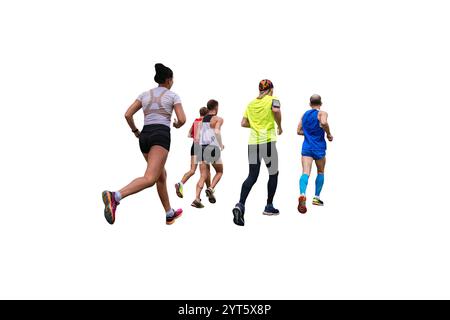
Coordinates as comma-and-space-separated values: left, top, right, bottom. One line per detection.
232, 203, 245, 226
191, 199, 205, 209
205, 187, 216, 203
263, 204, 280, 216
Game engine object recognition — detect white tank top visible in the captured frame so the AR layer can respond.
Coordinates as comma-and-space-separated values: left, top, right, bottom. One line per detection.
199, 114, 219, 146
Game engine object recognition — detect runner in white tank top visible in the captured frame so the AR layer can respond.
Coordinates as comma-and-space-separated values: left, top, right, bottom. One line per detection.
175, 107, 211, 199
191, 100, 225, 209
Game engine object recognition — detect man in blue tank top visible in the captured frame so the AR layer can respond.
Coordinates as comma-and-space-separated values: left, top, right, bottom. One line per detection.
297, 94, 333, 214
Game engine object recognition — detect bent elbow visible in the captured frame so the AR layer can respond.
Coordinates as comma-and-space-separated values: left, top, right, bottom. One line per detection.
124, 112, 132, 120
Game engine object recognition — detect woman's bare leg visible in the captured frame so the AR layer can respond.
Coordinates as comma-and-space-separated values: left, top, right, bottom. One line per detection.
143, 152, 171, 211
206, 171, 211, 188
157, 168, 171, 212
119, 146, 168, 199
181, 156, 198, 184
195, 163, 209, 201
210, 163, 223, 189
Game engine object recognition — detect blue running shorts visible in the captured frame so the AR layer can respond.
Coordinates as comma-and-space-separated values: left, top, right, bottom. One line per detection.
301, 149, 326, 160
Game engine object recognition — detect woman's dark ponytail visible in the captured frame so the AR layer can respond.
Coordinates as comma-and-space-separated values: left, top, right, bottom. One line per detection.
154, 63, 173, 84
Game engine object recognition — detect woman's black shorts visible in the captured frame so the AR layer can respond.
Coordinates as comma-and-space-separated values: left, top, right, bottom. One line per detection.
190, 142, 201, 157
139, 124, 171, 153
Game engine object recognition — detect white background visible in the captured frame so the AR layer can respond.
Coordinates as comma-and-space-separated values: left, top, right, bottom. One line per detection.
1, 0, 449, 299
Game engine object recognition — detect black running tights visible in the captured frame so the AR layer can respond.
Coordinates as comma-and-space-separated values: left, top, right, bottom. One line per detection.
239, 142, 279, 206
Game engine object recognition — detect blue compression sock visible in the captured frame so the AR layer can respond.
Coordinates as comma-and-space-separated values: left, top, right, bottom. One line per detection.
299, 174, 309, 195
315, 174, 324, 197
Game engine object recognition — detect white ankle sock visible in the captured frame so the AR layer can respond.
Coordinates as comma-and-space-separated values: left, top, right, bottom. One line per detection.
166, 209, 174, 218
114, 191, 122, 203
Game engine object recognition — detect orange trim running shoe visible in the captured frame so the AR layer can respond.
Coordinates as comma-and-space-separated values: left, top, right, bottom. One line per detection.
298, 195, 307, 214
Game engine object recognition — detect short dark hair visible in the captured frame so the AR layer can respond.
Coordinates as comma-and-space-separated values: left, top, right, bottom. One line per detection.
154, 63, 173, 84
199, 107, 208, 116
310, 94, 322, 106
207, 99, 219, 110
